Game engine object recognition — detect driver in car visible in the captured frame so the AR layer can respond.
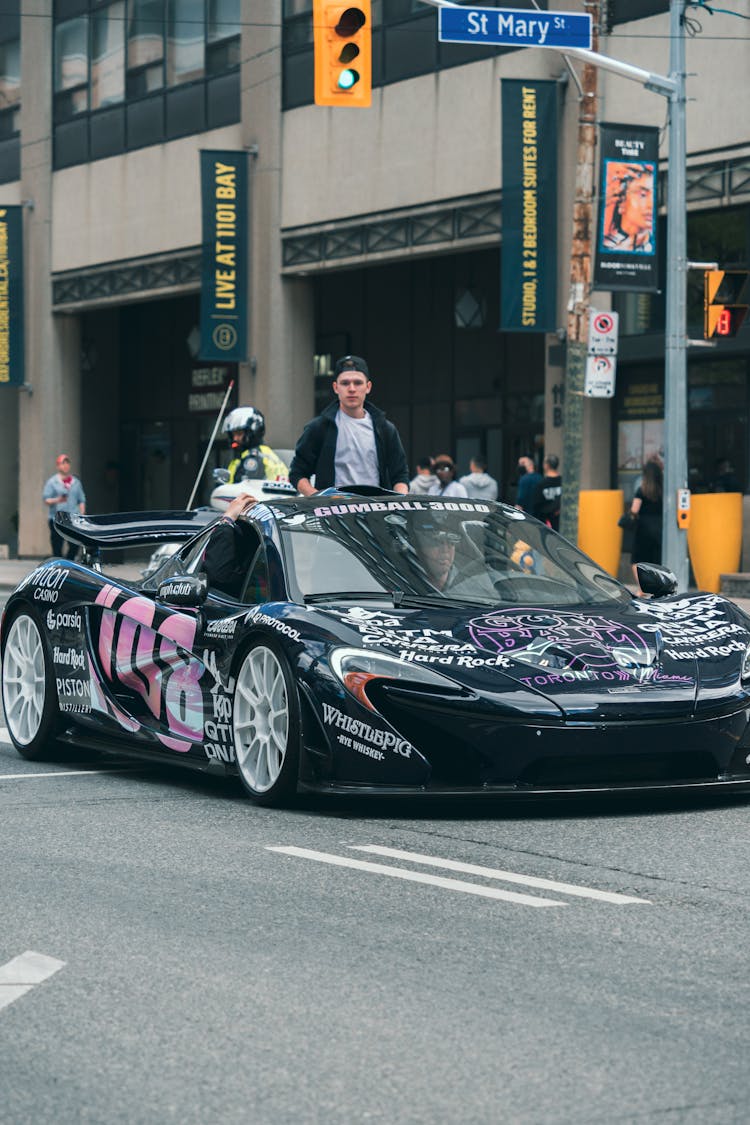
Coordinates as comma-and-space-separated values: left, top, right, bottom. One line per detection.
413, 525, 461, 592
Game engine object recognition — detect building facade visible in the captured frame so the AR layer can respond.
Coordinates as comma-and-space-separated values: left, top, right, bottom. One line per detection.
1, 0, 749, 556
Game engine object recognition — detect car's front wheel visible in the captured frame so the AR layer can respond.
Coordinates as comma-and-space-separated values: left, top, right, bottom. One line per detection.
1, 609, 61, 760
232, 640, 300, 805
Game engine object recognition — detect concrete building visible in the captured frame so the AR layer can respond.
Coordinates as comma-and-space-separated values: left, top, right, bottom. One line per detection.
1, 0, 749, 558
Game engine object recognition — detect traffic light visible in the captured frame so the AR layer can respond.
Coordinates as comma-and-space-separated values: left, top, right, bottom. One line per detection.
704, 269, 750, 338
313, 1, 371, 107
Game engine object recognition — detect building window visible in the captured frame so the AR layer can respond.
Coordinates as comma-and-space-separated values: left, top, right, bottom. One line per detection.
166, 0, 205, 86
53, 0, 240, 168
54, 16, 89, 119
127, 0, 164, 96
0, 36, 20, 137
206, 0, 239, 73
92, 1, 125, 108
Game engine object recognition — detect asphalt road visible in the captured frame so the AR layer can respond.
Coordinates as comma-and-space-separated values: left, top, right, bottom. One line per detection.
1, 722, 749, 1125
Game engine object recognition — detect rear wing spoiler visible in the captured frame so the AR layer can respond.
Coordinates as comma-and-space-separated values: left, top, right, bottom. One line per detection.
55, 509, 218, 551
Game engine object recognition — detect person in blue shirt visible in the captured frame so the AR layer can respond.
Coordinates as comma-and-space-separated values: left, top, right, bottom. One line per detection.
515, 454, 542, 515
42, 453, 86, 558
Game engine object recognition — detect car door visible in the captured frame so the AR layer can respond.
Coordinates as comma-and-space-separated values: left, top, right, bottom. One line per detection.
89, 559, 208, 755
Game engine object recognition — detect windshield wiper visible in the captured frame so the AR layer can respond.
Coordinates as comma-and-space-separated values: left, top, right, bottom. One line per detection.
395, 593, 480, 611
304, 590, 404, 605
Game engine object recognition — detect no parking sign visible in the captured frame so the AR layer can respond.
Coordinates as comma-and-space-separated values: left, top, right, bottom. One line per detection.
585, 354, 616, 397
588, 310, 619, 354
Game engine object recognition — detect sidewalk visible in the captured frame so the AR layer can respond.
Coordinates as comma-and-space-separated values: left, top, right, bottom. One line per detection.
1, 556, 750, 616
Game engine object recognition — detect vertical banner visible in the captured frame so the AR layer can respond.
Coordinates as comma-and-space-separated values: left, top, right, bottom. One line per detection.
199, 150, 248, 362
0, 206, 24, 386
500, 79, 558, 333
594, 123, 659, 292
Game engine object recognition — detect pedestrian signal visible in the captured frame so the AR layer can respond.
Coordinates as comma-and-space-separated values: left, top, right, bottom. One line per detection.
703, 269, 750, 338
313, 1, 372, 107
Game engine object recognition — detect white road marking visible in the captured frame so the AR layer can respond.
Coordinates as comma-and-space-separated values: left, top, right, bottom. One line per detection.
0, 769, 132, 781
267, 846, 564, 906
0, 951, 65, 1013
352, 845, 651, 905
0, 726, 9, 743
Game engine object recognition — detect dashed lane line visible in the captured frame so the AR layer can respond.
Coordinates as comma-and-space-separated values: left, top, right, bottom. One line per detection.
0, 951, 65, 1013
352, 845, 651, 905
267, 846, 564, 906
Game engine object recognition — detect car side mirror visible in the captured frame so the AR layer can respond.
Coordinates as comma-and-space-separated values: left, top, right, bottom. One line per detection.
635, 562, 678, 598
157, 573, 208, 607
212, 468, 230, 484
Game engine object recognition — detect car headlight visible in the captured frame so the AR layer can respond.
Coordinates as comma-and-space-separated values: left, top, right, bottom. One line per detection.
742, 642, 750, 682
329, 647, 461, 712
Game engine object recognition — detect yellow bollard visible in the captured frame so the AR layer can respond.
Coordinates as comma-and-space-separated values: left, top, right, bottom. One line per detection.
577, 490, 624, 577
687, 493, 743, 593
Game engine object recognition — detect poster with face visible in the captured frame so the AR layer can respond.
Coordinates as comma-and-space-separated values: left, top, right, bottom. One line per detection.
594, 124, 659, 292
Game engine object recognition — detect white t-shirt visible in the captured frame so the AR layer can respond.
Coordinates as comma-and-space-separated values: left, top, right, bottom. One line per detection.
334, 409, 379, 487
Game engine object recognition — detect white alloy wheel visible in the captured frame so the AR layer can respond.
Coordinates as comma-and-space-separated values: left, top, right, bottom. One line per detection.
233, 643, 299, 802
2, 613, 49, 750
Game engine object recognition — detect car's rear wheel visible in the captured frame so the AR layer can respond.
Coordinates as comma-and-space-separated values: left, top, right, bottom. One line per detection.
232, 640, 300, 805
1, 609, 61, 760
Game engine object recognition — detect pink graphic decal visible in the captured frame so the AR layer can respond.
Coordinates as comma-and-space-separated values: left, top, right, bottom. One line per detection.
95, 584, 120, 610
160, 612, 198, 650
94, 585, 204, 752
468, 610, 654, 672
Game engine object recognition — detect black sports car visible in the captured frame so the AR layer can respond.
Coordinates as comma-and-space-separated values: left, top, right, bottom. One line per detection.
3, 491, 750, 804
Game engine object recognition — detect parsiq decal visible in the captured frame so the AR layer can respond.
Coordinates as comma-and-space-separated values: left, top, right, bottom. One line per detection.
47, 609, 83, 632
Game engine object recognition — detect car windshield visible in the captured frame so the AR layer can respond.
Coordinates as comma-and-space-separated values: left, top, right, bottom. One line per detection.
278, 500, 630, 608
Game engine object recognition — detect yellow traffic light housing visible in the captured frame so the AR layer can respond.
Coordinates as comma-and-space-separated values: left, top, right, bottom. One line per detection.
313, 1, 372, 107
704, 269, 750, 338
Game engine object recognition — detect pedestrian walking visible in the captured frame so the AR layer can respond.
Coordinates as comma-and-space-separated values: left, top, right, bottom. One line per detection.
409, 456, 437, 495
289, 355, 409, 496
534, 454, 562, 530
630, 459, 663, 588
460, 456, 498, 502
515, 454, 542, 514
42, 453, 86, 558
428, 456, 468, 498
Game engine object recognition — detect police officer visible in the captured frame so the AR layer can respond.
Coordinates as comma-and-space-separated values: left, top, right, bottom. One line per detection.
222, 406, 288, 484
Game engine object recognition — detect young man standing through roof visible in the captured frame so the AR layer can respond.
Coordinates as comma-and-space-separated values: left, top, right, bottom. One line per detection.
290, 356, 409, 496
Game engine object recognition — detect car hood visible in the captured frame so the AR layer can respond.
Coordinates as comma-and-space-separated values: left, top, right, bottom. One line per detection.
314, 593, 750, 720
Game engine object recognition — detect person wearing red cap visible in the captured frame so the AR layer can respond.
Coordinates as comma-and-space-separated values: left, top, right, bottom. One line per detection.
42, 454, 86, 558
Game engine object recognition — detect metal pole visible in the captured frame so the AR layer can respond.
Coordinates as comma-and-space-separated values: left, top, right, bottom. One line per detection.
662, 0, 689, 587
186, 378, 235, 509
559, 1, 599, 544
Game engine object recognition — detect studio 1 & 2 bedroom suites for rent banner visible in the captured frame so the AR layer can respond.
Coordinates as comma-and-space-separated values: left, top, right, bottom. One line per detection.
500, 80, 558, 333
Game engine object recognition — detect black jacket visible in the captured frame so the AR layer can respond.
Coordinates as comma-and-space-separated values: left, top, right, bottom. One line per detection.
289, 400, 409, 492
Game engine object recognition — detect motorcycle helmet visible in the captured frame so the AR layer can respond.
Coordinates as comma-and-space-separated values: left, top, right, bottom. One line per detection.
222, 406, 266, 451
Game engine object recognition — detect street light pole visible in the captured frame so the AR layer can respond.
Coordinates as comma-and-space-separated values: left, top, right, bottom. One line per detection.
662, 0, 689, 589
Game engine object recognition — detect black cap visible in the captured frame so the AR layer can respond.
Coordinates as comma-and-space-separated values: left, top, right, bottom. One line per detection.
334, 355, 369, 379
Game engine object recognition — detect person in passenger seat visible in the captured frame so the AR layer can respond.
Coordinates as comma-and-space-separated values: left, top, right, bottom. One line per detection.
204, 493, 257, 599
